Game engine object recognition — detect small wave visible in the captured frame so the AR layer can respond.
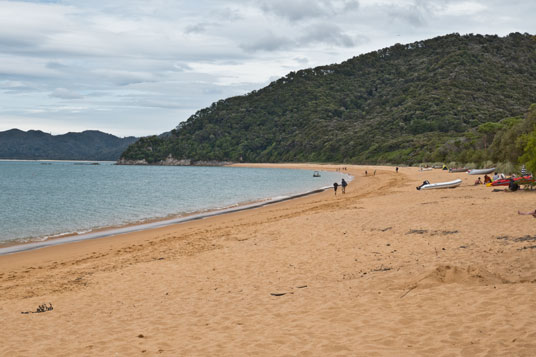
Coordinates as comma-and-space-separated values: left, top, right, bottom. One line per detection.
37, 229, 94, 242
270, 195, 290, 201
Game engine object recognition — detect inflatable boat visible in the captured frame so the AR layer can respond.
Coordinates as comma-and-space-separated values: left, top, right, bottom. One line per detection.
417, 179, 463, 190
449, 168, 468, 173
489, 176, 534, 186
467, 168, 495, 175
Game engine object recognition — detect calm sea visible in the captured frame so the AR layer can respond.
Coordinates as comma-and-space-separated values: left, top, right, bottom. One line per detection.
0, 161, 346, 248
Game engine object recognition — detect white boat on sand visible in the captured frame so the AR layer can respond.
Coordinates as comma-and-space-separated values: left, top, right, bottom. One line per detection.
417, 179, 463, 190
449, 167, 468, 173
467, 168, 495, 175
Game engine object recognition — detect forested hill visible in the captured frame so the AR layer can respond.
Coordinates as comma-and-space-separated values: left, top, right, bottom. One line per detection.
121, 33, 536, 165
0, 129, 137, 161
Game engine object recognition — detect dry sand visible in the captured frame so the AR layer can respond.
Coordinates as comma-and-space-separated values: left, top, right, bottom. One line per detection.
1, 164, 536, 356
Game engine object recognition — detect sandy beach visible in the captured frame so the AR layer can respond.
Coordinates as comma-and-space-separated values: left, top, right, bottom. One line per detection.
1, 164, 536, 356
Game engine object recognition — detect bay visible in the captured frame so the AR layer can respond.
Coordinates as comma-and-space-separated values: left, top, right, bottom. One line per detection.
0, 161, 346, 247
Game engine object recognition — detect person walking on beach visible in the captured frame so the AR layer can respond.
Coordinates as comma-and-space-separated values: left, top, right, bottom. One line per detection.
333, 182, 339, 195
396, 167, 399, 173
341, 179, 348, 194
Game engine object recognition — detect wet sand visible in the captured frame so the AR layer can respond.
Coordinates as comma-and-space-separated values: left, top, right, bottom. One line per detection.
1, 164, 536, 356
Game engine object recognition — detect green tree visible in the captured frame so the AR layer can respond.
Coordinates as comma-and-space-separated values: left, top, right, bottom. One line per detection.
477, 122, 502, 149
519, 128, 536, 173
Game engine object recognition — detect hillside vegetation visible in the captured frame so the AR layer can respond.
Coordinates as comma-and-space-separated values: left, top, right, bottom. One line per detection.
121, 33, 536, 165
0, 130, 137, 161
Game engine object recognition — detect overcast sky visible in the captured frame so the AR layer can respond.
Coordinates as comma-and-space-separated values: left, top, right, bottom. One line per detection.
1, 0, 535, 137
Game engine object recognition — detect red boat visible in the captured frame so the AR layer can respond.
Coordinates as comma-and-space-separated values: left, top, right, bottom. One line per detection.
489, 176, 535, 186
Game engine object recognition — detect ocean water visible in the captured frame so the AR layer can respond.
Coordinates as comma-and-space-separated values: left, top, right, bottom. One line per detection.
0, 161, 346, 247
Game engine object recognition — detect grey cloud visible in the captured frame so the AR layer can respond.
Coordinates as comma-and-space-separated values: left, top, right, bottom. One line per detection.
185, 23, 210, 34
343, 0, 360, 11
172, 62, 193, 72
50, 88, 83, 99
185, 24, 205, 34
387, 3, 429, 27
0, 34, 42, 53
240, 33, 294, 52
208, 7, 244, 22
260, 0, 325, 21
46, 61, 70, 70
85, 91, 109, 98
0, 80, 37, 94
259, 0, 360, 21
127, 98, 186, 109
294, 57, 309, 65
238, 21, 366, 54
203, 87, 223, 95
1, 80, 28, 89
299, 24, 356, 47
91, 69, 156, 86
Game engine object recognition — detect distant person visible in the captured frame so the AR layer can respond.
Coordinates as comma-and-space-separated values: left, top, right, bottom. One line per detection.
484, 174, 492, 184
508, 179, 519, 192
341, 179, 348, 194
521, 165, 528, 176
492, 180, 520, 192
492, 172, 500, 181
474, 177, 482, 185
365, 170, 368, 176
396, 167, 399, 173
373, 170, 376, 176
518, 209, 536, 218
333, 182, 339, 195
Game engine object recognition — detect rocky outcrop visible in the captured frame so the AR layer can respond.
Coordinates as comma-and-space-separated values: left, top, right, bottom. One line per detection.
116, 155, 233, 166
161, 155, 191, 166
191, 160, 234, 166
116, 158, 149, 165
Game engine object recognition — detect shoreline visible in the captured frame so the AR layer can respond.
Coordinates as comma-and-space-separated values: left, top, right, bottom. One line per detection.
0, 163, 351, 256
0, 183, 334, 256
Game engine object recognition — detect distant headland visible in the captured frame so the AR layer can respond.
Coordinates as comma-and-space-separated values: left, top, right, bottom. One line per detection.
0, 129, 137, 161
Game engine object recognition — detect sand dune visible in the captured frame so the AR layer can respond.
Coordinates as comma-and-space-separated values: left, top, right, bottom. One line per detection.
1, 164, 536, 356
